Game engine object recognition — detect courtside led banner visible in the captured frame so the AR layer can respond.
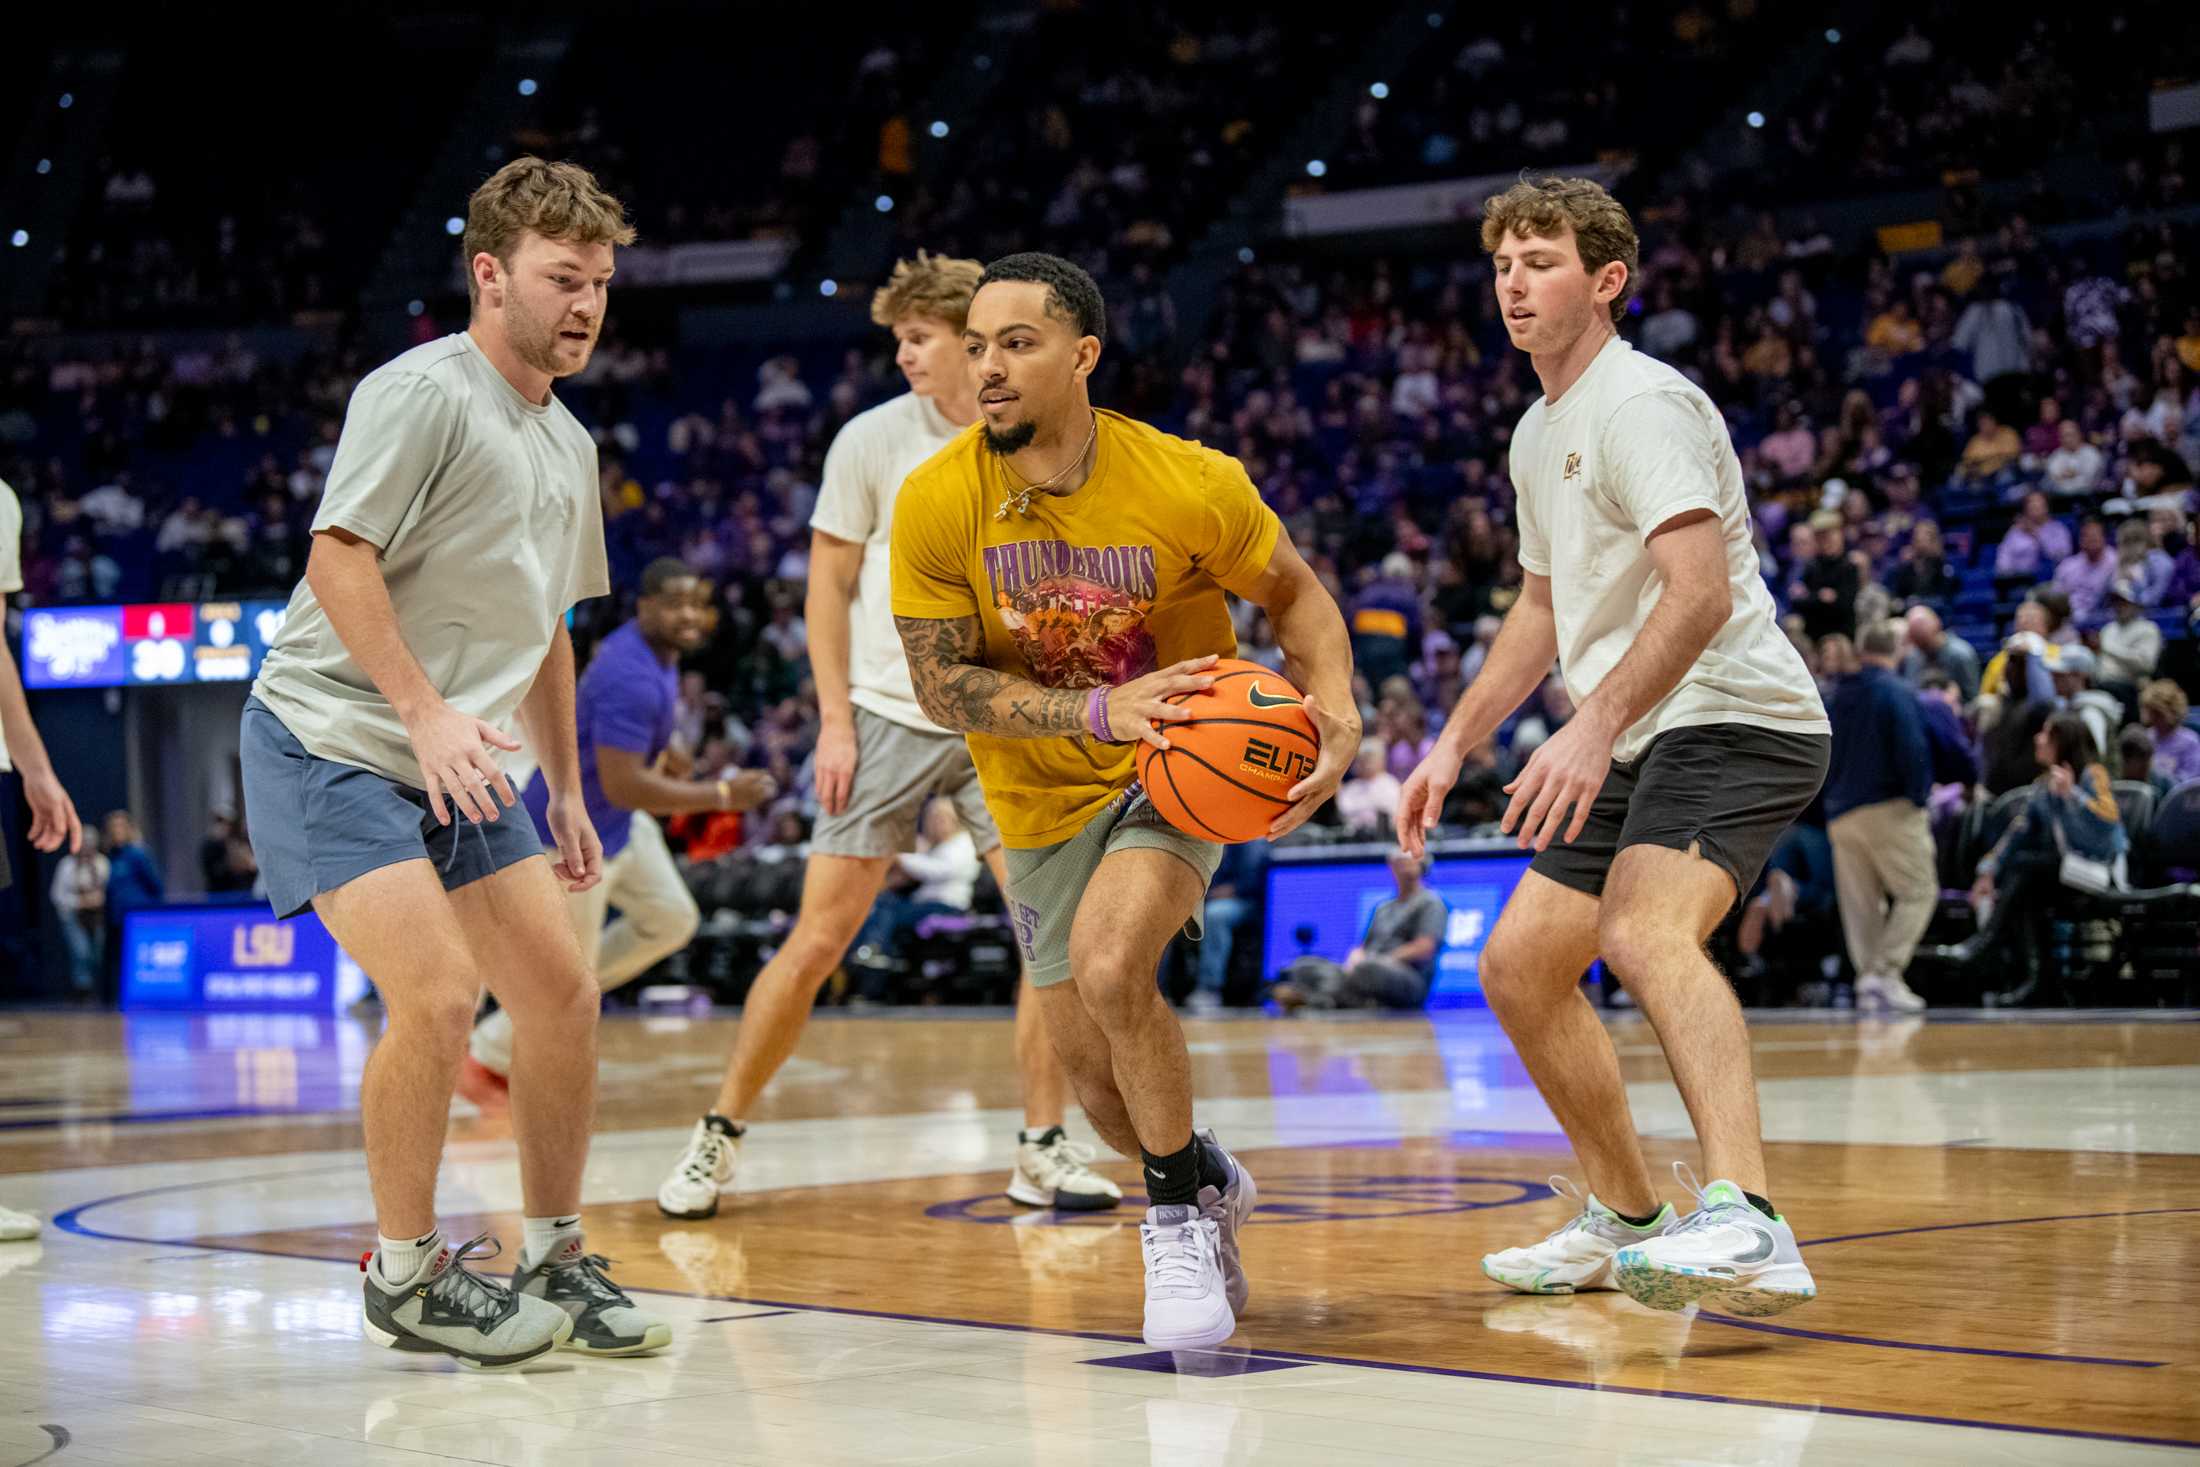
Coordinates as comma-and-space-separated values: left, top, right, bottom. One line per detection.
22, 599, 289, 689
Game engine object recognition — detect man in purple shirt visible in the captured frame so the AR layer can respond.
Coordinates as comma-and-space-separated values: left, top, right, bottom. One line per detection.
2052, 517, 2116, 625
462, 559, 775, 1106
1994, 491, 2073, 580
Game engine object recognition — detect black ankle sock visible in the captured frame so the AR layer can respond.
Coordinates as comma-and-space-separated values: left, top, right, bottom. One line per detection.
1141, 1137, 1203, 1207
704, 1113, 745, 1139
1744, 1190, 1775, 1218
1612, 1206, 1664, 1230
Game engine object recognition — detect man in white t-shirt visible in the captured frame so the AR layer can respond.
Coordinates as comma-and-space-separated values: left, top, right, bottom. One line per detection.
0, 476, 86, 1244
657, 254, 1117, 1220
1399, 178, 1831, 1320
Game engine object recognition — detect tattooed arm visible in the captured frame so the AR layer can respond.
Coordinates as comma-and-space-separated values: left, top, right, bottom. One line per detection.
894, 613, 1219, 746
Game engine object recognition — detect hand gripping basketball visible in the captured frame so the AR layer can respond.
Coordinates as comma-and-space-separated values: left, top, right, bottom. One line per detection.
1135, 659, 1322, 844
1105, 656, 1219, 750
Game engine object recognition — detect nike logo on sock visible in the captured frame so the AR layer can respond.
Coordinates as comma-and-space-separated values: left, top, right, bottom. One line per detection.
1147, 1167, 1168, 1181
555, 1217, 579, 1228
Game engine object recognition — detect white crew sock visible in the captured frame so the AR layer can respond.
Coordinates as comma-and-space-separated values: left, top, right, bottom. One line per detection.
520, 1214, 583, 1269
376, 1229, 442, 1287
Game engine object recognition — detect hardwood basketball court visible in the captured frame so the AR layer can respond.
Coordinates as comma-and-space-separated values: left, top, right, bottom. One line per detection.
2, 1007, 2194, 1463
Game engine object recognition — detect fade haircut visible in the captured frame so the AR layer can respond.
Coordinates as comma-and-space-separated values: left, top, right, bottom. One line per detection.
872, 251, 985, 331
640, 557, 698, 598
462, 156, 636, 308
977, 252, 1107, 347
1480, 175, 1640, 324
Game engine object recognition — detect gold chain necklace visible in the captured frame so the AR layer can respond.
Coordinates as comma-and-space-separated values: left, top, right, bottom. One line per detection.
995, 412, 1099, 521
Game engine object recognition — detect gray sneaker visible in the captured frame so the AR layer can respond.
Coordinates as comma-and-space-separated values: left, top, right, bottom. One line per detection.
511, 1240, 672, 1356
361, 1233, 571, 1370
1193, 1129, 1255, 1317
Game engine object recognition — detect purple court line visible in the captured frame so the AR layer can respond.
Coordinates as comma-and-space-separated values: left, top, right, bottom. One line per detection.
44, 1171, 2200, 1452
700, 1310, 797, 1323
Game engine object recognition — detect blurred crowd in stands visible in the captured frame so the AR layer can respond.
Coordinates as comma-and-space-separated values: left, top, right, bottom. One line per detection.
6, 0, 2199, 1006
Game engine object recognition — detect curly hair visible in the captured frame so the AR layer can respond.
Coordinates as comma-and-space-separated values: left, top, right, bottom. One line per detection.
1480, 175, 1639, 324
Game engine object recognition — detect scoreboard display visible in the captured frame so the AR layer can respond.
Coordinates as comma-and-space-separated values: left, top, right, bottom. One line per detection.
20, 599, 290, 689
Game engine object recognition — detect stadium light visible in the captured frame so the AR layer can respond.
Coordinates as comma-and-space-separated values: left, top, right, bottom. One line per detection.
407, 300, 425, 317
875, 194, 894, 213
9, 231, 27, 248
445, 217, 465, 236
929, 120, 949, 139
1238, 247, 1256, 264
1306, 159, 1328, 178
36, 159, 51, 175
518, 78, 538, 96
1826, 28, 1842, 43
58, 93, 73, 109
820, 279, 838, 298
1370, 82, 1390, 99
1746, 111, 1766, 129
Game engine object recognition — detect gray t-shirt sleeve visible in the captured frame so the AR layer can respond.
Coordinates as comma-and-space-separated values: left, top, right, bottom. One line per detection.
568, 442, 610, 607
312, 372, 460, 551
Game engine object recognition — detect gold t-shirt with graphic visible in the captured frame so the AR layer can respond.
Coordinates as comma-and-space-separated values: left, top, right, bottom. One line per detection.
891, 409, 1282, 847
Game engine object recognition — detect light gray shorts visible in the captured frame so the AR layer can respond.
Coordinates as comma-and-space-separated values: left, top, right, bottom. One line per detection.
810, 707, 1001, 858
1001, 787, 1224, 987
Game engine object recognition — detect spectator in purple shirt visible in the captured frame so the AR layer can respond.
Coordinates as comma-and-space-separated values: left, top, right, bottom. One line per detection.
1350, 552, 1425, 686
2052, 517, 2116, 624
1994, 491, 2073, 579
2140, 679, 2200, 786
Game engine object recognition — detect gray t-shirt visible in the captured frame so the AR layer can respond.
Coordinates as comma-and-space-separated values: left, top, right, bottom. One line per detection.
1364, 887, 1448, 978
252, 333, 609, 788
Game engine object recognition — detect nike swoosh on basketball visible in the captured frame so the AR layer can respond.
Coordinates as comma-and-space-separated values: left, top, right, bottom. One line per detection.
1246, 682, 1302, 709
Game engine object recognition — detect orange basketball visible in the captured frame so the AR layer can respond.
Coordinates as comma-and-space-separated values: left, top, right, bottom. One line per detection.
1136, 659, 1320, 844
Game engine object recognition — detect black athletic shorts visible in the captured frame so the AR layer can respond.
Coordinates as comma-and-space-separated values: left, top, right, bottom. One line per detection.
1527, 724, 1830, 909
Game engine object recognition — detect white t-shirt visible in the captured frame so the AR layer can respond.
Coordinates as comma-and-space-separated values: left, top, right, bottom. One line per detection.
808, 390, 967, 732
1511, 337, 1827, 763
898, 829, 978, 908
0, 478, 20, 772
252, 333, 610, 787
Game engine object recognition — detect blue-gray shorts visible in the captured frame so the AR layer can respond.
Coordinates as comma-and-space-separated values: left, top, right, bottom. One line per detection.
240, 696, 543, 919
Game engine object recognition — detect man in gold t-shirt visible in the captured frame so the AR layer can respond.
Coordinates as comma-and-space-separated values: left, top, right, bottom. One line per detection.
891, 252, 1356, 1350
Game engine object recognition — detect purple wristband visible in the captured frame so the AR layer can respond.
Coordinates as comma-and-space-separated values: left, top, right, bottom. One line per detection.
1087, 684, 1115, 742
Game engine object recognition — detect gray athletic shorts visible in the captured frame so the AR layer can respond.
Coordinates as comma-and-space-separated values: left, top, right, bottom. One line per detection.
240, 696, 543, 919
1001, 787, 1224, 987
811, 706, 1001, 858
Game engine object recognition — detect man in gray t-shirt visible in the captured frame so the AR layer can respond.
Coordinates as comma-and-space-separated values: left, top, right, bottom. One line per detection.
238, 157, 669, 1369
1273, 851, 1450, 1011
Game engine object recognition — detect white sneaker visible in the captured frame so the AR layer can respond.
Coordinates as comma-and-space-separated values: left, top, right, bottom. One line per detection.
657, 1119, 743, 1220
1614, 1164, 1817, 1317
1482, 1177, 1675, 1294
1856, 972, 1927, 1013
1194, 1129, 1255, 1316
1007, 1127, 1123, 1211
1140, 1204, 1233, 1348
0, 1204, 40, 1242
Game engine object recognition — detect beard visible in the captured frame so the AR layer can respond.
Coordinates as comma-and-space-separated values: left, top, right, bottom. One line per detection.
506, 292, 589, 378
982, 419, 1037, 456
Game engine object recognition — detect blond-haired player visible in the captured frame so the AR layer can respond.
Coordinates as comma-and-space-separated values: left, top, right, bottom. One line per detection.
657, 253, 1120, 1219
243, 158, 667, 1366
1399, 177, 1830, 1317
